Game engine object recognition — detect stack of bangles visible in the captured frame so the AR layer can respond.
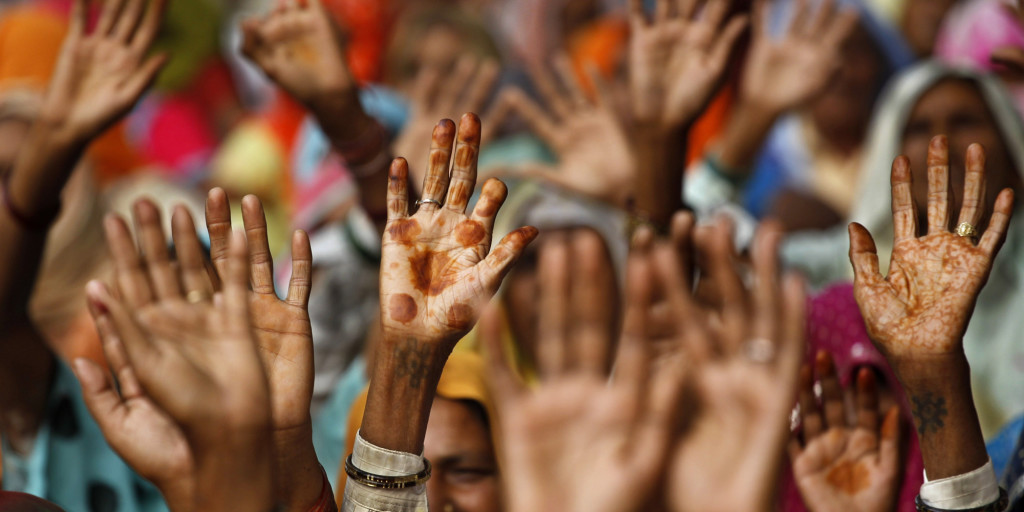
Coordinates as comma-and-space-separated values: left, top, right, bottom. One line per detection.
343, 455, 432, 490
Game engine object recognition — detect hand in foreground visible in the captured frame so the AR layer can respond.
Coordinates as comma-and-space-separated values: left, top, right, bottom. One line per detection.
84, 201, 272, 511
504, 57, 635, 208
480, 230, 686, 512
43, 0, 166, 145
361, 113, 537, 454
204, 190, 323, 511
392, 57, 501, 189
790, 351, 901, 512
849, 135, 1012, 479
741, 0, 856, 115
653, 217, 806, 512
628, 0, 747, 130
849, 136, 1013, 360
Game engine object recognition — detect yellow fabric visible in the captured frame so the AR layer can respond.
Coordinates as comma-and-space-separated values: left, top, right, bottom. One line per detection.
800, 115, 865, 217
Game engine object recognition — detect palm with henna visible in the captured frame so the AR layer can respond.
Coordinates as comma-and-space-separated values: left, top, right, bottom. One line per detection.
790, 351, 901, 512
849, 135, 1012, 480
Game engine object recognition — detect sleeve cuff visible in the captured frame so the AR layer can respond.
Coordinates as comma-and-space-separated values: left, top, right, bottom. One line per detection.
921, 459, 1000, 509
351, 430, 425, 477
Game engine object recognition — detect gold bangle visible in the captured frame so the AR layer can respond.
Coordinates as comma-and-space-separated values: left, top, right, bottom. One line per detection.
344, 454, 431, 489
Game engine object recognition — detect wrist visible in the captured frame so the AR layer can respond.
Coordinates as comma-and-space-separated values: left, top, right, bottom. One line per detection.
271, 422, 325, 512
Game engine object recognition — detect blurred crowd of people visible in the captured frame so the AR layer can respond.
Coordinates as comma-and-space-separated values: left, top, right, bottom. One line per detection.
2, 0, 1024, 510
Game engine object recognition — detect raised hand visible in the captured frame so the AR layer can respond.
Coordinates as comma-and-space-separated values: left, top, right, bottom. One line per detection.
649, 217, 806, 512
849, 136, 1014, 359
203, 190, 324, 510
628, 0, 747, 130
393, 57, 500, 189
742, 0, 857, 115
790, 351, 901, 512
358, 113, 536, 456
241, 0, 361, 128
480, 230, 686, 512
504, 58, 635, 208
43, 0, 166, 145
86, 200, 273, 511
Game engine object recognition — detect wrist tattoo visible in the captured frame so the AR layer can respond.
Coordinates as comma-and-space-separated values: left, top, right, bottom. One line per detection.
910, 392, 947, 436
395, 338, 434, 389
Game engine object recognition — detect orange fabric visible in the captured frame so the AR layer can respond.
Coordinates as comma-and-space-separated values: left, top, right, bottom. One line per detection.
687, 82, 736, 166
0, 5, 145, 182
568, 17, 629, 98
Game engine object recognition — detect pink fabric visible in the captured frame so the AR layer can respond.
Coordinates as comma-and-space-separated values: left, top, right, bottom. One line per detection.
936, 0, 1024, 73
778, 283, 924, 512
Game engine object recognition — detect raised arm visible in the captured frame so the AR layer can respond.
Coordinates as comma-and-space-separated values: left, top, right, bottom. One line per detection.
0, 0, 165, 325
712, 0, 855, 173
241, 0, 389, 229
849, 136, 1013, 508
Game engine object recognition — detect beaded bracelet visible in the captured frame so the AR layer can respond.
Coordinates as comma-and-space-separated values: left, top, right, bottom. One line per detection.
915, 487, 1008, 512
343, 454, 431, 490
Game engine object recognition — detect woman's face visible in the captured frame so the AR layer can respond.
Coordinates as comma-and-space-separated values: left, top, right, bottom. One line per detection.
810, 25, 886, 144
901, 79, 1021, 229
424, 398, 501, 512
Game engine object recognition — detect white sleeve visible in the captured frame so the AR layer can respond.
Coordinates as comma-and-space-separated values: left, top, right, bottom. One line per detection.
683, 160, 758, 252
341, 431, 429, 512
920, 459, 1001, 510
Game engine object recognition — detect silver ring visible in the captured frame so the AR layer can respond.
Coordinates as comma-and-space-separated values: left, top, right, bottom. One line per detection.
186, 290, 209, 304
742, 337, 775, 364
415, 198, 442, 207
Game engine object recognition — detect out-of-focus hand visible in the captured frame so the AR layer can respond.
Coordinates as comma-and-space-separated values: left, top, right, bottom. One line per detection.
790, 351, 901, 512
86, 200, 273, 511
42, 0, 166, 145
628, 0, 747, 130
241, 0, 363, 127
504, 57, 635, 208
741, 0, 856, 115
480, 230, 686, 512
393, 57, 501, 189
651, 216, 806, 512
849, 136, 1014, 361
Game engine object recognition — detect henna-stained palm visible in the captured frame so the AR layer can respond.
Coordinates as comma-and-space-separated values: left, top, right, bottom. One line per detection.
480, 231, 686, 512
44, 0, 167, 144
790, 351, 901, 512
503, 57, 635, 208
849, 136, 1015, 359
628, 0, 747, 129
381, 113, 538, 348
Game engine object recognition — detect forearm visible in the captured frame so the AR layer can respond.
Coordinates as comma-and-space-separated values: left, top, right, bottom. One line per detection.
893, 352, 989, 479
315, 106, 390, 234
273, 422, 329, 512
713, 100, 780, 173
359, 335, 447, 455
0, 119, 84, 322
631, 123, 688, 226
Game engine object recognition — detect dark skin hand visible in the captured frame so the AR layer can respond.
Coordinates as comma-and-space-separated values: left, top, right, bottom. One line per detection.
849, 135, 1013, 479
360, 113, 537, 455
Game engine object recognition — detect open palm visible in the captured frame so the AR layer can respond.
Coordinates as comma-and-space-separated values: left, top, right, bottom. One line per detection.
849, 139, 1014, 358
381, 114, 537, 346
